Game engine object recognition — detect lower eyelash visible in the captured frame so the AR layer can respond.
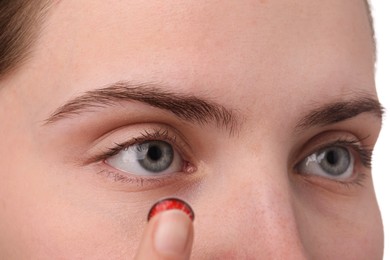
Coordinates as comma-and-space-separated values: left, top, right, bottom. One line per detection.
352, 172, 367, 187
332, 172, 367, 188
96, 169, 167, 186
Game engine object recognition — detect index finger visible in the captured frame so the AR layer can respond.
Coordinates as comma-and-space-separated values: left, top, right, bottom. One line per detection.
134, 209, 194, 260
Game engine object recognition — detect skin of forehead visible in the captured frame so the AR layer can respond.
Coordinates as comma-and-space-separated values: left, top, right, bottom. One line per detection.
25, 0, 375, 122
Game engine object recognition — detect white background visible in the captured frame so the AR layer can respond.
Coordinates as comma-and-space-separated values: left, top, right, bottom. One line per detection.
371, 1, 389, 259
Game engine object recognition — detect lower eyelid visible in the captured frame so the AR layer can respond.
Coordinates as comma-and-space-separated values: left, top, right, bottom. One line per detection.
94, 167, 185, 191
94, 155, 197, 187
296, 171, 368, 195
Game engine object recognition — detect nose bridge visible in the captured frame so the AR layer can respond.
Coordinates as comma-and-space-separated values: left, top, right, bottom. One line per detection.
194, 152, 308, 259
244, 181, 306, 258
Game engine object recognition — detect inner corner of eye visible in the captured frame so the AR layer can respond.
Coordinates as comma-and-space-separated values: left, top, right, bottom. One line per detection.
183, 161, 197, 174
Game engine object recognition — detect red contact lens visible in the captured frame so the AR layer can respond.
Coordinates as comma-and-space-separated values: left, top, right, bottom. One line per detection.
147, 197, 194, 222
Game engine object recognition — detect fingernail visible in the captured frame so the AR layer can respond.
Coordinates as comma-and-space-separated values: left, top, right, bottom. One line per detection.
148, 197, 195, 221
154, 210, 191, 255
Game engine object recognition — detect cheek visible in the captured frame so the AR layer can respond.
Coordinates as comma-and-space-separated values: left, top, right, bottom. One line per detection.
293, 183, 384, 259
0, 186, 147, 258
316, 210, 383, 259
336, 200, 383, 259
25, 207, 143, 258
0, 154, 146, 258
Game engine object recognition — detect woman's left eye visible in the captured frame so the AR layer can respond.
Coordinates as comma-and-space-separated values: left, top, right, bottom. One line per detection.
105, 140, 184, 175
296, 146, 355, 180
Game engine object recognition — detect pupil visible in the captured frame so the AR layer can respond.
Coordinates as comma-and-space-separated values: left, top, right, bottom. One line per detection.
326, 150, 338, 165
147, 145, 162, 161
137, 141, 174, 173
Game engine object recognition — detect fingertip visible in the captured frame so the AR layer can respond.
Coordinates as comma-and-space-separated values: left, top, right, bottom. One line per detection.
153, 210, 194, 258
135, 201, 194, 260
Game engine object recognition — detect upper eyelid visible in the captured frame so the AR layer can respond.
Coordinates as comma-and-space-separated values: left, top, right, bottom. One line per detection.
292, 133, 372, 168
85, 127, 194, 165
106, 129, 179, 158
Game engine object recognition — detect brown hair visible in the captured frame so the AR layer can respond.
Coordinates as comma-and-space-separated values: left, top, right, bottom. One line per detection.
0, 0, 51, 79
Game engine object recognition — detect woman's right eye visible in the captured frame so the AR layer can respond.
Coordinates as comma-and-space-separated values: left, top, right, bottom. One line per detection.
105, 140, 185, 176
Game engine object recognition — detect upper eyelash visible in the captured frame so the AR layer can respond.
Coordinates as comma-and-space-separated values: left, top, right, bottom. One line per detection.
323, 138, 373, 168
92, 130, 373, 183
294, 135, 373, 174
92, 128, 180, 163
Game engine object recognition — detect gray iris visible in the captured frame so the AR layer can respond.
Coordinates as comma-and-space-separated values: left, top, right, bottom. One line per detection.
317, 146, 350, 176
137, 141, 174, 172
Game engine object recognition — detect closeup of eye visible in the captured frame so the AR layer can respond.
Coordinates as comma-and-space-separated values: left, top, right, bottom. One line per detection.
297, 145, 355, 180
106, 140, 184, 176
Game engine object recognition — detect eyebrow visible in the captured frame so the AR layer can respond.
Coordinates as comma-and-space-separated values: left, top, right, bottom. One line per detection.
45, 82, 383, 135
296, 96, 384, 131
44, 81, 240, 134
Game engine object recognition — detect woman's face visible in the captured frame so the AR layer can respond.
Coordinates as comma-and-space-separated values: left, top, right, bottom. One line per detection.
0, 0, 384, 258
